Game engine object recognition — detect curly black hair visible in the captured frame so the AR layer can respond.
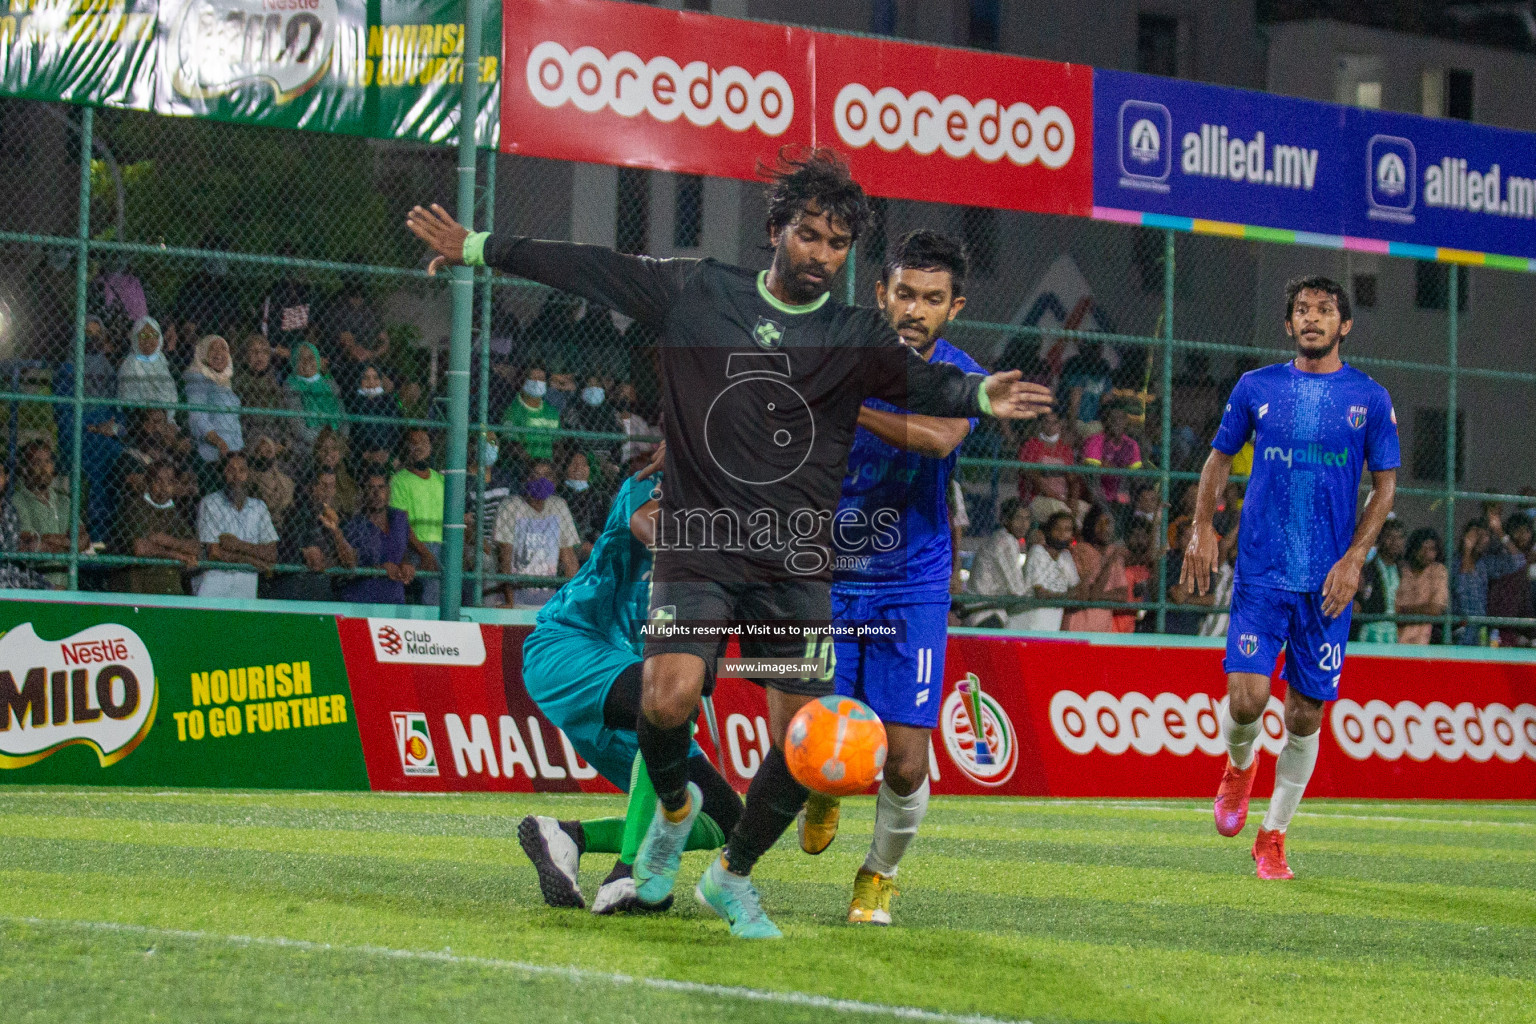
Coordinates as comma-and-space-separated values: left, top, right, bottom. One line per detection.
761, 145, 871, 242
1284, 275, 1352, 323
881, 229, 970, 298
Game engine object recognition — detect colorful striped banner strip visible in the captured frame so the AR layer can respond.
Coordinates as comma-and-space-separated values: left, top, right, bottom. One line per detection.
1090, 207, 1536, 273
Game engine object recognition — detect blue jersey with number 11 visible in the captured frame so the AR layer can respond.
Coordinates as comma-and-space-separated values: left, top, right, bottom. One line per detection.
1212, 361, 1400, 593
833, 337, 983, 598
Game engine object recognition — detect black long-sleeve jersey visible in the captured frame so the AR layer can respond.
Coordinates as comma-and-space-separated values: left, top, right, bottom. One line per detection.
483, 236, 989, 583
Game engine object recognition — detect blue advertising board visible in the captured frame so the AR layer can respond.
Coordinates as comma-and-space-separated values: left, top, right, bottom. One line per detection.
1093, 68, 1536, 265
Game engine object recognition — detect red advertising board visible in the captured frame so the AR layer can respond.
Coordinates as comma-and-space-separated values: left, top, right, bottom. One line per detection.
500, 0, 813, 180
340, 615, 1535, 800
499, 0, 1093, 215
811, 32, 1093, 214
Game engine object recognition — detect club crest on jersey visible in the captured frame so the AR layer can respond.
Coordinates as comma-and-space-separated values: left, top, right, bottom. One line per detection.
752, 317, 784, 350
1238, 633, 1259, 658
1347, 405, 1368, 429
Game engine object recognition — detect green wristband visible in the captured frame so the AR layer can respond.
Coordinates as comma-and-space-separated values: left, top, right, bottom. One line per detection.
462, 231, 490, 267
976, 378, 994, 417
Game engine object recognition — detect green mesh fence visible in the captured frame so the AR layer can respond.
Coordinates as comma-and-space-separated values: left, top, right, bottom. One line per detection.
1, 92, 1533, 645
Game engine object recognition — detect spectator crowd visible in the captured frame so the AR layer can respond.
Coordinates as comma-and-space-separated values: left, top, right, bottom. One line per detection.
0, 263, 1529, 646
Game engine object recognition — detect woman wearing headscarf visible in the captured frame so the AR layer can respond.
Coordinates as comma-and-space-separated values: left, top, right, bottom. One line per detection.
232, 332, 289, 454
281, 341, 347, 464
184, 334, 243, 493
344, 363, 398, 462
118, 317, 180, 425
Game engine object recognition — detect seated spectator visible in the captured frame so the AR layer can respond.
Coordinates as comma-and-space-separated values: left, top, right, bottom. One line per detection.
283, 341, 347, 463
1170, 352, 1221, 470
269, 469, 357, 602
1117, 520, 1155, 632
1063, 506, 1128, 633
247, 434, 296, 532
1018, 410, 1075, 523
395, 378, 432, 423
390, 427, 444, 604
494, 469, 579, 608
1356, 520, 1406, 643
323, 280, 389, 392
345, 364, 399, 460
194, 452, 278, 600
341, 471, 418, 605
117, 316, 179, 425
547, 366, 578, 415
1127, 484, 1162, 539
559, 373, 621, 471
81, 405, 125, 546
0, 460, 52, 590
1081, 404, 1142, 508
119, 461, 199, 595
12, 440, 84, 589
1163, 520, 1216, 635
184, 334, 243, 491
1453, 512, 1526, 645
1396, 528, 1449, 644
1061, 347, 1114, 436
502, 365, 559, 462
1490, 515, 1535, 646
312, 427, 359, 521
116, 409, 194, 507
1198, 525, 1240, 638
467, 433, 518, 603
1019, 510, 1082, 632
56, 316, 120, 462
964, 498, 1029, 628
560, 451, 607, 558
233, 333, 288, 452
614, 382, 655, 469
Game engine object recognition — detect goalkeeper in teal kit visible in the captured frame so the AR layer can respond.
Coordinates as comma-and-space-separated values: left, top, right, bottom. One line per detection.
517, 446, 742, 914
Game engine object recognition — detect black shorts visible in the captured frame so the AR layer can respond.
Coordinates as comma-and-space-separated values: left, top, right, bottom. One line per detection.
644, 578, 835, 697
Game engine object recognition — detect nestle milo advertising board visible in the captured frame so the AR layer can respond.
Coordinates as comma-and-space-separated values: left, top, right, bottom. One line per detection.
0, 601, 367, 788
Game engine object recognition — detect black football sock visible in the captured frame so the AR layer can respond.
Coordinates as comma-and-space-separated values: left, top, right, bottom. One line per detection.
602, 859, 632, 885
600, 663, 644, 730
723, 745, 807, 876
688, 753, 744, 838
637, 714, 693, 814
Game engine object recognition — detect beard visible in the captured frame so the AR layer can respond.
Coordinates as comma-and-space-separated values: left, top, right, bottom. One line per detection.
772, 247, 833, 305
1294, 328, 1340, 360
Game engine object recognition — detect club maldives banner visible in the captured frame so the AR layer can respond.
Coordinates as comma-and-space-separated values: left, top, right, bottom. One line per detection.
0, 0, 501, 145
338, 616, 1536, 800
500, 0, 1093, 216
0, 601, 368, 788
1094, 68, 1536, 265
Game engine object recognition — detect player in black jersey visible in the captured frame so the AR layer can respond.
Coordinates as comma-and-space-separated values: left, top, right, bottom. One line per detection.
408, 147, 1051, 938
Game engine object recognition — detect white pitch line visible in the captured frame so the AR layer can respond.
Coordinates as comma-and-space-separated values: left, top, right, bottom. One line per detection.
6, 917, 1028, 1024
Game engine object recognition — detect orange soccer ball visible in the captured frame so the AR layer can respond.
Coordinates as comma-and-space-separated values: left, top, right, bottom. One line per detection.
785, 696, 888, 797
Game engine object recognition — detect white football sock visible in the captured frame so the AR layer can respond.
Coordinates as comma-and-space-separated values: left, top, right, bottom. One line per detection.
1221, 704, 1261, 770
863, 778, 929, 878
1262, 728, 1320, 833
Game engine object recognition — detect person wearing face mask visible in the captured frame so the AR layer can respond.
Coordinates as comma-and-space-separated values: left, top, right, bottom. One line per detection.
560, 451, 607, 560
1018, 410, 1075, 525
346, 364, 400, 460
246, 434, 296, 533
282, 341, 348, 464
184, 334, 244, 493
494, 462, 580, 608
559, 373, 622, 473
194, 452, 278, 600
119, 461, 200, 595
469, 432, 517, 604
118, 316, 180, 426
502, 365, 560, 462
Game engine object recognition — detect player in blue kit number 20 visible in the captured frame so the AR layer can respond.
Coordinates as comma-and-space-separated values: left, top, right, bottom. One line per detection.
1183, 276, 1399, 880
797, 230, 984, 925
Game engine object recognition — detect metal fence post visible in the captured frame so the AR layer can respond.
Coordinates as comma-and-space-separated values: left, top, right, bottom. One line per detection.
66, 104, 93, 591
438, 0, 484, 621
472, 150, 496, 606
1156, 229, 1174, 633
1443, 262, 1459, 644
845, 242, 857, 305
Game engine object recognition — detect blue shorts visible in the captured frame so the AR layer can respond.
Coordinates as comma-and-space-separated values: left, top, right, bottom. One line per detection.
1223, 582, 1352, 702
521, 624, 700, 788
831, 590, 949, 729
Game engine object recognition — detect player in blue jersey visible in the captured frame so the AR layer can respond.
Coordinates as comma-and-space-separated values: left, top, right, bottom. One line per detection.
1183, 276, 1399, 879
796, 230, 982, 924
516, 445, 743, 913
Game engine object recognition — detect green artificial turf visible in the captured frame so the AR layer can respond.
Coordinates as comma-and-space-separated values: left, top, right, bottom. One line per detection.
0, 789, 1531, 1023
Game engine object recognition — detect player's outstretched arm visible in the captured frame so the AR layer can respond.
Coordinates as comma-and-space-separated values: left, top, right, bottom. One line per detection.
981, 371, 1055, 421
1182, 448, 1233, 596
1321, 468, 1397, 618
857, 406, 970, 459
406, 203, 690, 328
